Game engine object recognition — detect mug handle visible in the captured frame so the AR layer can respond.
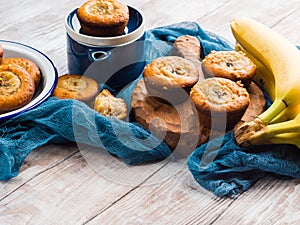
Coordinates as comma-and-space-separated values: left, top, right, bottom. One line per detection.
89, 50, 111, 62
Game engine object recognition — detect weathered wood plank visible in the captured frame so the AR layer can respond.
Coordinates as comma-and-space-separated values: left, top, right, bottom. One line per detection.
137, 0, 229, 29
195, 0, 300, 44
85, 159, 233, 225
272, 8, 300, 44
0, 146, 170, 225
0, 144, 78, 201
214, 177, 300, 225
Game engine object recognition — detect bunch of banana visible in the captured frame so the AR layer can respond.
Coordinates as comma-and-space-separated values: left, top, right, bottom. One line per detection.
230, 17, 300, 148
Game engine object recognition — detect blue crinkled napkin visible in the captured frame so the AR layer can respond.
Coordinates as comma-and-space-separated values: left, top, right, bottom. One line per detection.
187, 133, 300, 198
0, 97, 173, 180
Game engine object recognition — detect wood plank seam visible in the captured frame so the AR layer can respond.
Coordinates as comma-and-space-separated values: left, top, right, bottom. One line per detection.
0, 150, 79, 203
82, 161, 172, 225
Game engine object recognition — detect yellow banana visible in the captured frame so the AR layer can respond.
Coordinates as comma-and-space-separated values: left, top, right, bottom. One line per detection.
231, 17, 300, 123
231, 17, 300, 147
235, 43, 275, 101
270, 104, 300, 124
269, 133, 300, 148
241, 132, 300, 148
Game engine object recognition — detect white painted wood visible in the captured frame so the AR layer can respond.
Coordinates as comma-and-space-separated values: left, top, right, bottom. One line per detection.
0, 0, 299, 224
194, 0, 300, 44
85, 159, 234, 225
214, 177, 300, 224
0, 144, 78, 201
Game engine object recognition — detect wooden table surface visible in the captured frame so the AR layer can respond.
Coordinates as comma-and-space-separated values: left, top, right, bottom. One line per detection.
1, 0, 300, 224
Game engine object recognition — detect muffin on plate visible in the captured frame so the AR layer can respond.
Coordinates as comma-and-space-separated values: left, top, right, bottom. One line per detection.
77, 0, 129, 37
94, 89, 127, 120
143, 56, 199, 104
202, 50, 256, 87
52, 74, 99, 104
1, 57, 41, 87
190, 77, 250, 131
0, 65, 35, 113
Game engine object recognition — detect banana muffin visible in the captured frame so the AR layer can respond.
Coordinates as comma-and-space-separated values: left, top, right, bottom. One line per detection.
2, 57, 41, 87
143, 56, 199, 104
77, 0, 129, 37
52, 74, 99, 103
0, 65, 35, 113
202, 50, 256, 87
190, 77, 250, 131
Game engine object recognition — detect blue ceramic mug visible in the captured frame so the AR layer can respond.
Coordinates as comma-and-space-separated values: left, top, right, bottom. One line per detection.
65, 5, 145, 90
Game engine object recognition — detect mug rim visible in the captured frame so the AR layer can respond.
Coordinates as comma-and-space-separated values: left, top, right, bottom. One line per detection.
65, 5, 145, 47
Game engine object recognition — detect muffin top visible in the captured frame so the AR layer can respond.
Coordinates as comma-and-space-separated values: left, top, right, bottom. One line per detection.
143, 56, 199, 88
2, 57, 41, 87
77, 0, 129, 27
202, 50, 256, 81
0, 65, 35, 113
190, 77, 250, 113
52, 74, 99, 102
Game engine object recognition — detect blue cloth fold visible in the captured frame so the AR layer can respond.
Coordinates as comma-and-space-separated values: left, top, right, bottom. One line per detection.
187, 133, 300, 198
1, 21, 299, 199
0, 97, 172, 180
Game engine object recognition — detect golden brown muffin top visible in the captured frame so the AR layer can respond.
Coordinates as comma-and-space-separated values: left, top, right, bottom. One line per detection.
77, 0, 129, 27
2, 57, 41, 87
143, 56, 199, 88
190, 77, 250, 113
52, 74, 99, 102
202, 50, 256, 80
0, 65, 35, 113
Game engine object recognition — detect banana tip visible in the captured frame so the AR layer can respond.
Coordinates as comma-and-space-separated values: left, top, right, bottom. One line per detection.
230, 18, 239, 29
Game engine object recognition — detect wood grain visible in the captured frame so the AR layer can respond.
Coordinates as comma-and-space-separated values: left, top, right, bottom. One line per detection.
214, 177, 300, 224
0, 144, 78, 201
85, 159, 233, 225
0, 146, 170, 224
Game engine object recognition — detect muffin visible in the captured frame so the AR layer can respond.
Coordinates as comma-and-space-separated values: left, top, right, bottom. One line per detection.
202, 50, 256, 87
143, 56, 199, 104
0, 65, 35, 113
94, 89, 127, 120
190, 77, 250, 131
52, 74, 99, 103
77, 0, 129, 37
1, 57, 41, 87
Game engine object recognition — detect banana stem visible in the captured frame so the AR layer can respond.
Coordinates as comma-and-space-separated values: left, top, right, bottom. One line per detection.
259, 98, 287, 123
265, 119, 300, 136
238, 120, 300, 147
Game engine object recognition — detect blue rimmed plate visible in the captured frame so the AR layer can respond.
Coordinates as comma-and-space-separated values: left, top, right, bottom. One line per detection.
0, 40, 58, 120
